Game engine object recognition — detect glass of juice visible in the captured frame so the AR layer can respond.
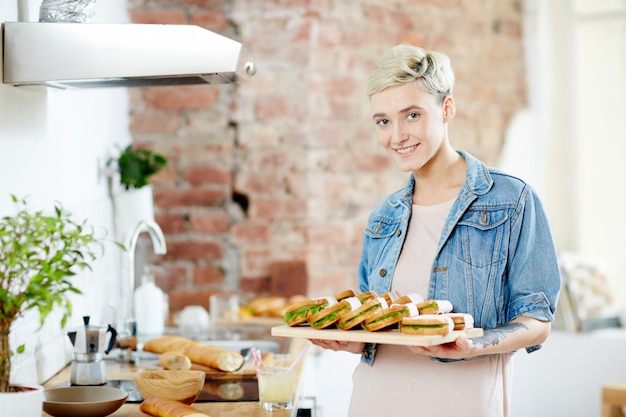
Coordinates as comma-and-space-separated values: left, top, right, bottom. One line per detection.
257, 366, 294, 411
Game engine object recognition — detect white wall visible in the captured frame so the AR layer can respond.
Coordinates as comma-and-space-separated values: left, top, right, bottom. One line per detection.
574, 4, 626, 307
501, 0, 626, 312
0, 0, 132, 385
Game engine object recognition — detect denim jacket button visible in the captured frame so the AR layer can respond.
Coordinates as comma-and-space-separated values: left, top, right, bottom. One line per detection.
395, 229, 402, 237
379, 269, 387, 277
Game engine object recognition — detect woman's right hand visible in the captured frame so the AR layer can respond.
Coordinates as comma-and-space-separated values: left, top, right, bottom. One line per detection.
309, 338, 365, 354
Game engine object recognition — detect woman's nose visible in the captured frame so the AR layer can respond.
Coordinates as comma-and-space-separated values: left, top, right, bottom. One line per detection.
391, 125, 408, 145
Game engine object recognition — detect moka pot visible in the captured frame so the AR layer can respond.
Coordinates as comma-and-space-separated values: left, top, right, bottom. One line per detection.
68, 316, 117, 385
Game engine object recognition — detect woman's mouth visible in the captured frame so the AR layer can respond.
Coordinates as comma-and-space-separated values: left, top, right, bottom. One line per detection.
394, 144, 418, 154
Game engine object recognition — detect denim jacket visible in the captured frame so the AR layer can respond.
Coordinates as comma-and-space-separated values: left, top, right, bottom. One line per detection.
359, 151, 561, 365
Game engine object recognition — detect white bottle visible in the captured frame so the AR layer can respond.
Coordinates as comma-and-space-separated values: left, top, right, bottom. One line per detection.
134, 267, 166, 338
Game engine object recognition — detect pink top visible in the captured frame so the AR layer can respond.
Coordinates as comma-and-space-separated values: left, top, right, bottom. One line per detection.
349, 200, 513, 417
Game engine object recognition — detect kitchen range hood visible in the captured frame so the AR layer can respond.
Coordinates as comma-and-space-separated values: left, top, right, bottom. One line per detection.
2, 22, 255, 89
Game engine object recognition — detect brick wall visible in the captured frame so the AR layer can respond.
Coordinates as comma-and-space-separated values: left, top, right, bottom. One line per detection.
128, 0, 526, 313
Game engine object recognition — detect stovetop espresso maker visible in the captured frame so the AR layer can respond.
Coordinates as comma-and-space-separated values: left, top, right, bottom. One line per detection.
68, 316, 117, 385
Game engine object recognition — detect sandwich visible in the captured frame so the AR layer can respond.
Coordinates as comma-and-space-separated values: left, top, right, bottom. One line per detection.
446, 313, 474, 330
399, 314, 455, 336
239, 296, 287, 318
362, 303, 414, 332
416, 299, 453, 315
333, 289, 357, 301
394, 292, 424, 305
356, 290, 379, 302
336, 297, 388, 330
283, 296, 336, 327
380, 290, 401, 305
308, 299, 352, 329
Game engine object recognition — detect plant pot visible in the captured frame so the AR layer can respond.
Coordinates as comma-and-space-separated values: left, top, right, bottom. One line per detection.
0, 385, 44, 417
113, 185, 155, 241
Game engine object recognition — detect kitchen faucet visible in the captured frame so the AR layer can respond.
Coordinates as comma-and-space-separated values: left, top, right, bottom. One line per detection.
122, 220, 167, 338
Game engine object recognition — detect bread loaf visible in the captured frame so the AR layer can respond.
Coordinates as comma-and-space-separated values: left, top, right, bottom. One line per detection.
159, 352, 192, 370
139, 397, 210, 417
144, 336, 244, 372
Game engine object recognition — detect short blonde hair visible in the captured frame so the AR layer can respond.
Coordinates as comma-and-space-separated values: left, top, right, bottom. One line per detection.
367, 44, 455, 98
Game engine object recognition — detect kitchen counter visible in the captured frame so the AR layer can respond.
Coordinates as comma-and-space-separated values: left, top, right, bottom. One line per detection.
42, 336, 308, 417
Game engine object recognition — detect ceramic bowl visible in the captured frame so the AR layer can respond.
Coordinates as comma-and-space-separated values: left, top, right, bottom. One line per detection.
43, 386, 128, 417
134, 370, 205, 404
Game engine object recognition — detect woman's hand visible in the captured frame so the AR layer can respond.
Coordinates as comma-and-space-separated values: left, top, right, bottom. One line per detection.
309, 338, 365, 354
407, 335, 474, 359
407, 317, 550, 359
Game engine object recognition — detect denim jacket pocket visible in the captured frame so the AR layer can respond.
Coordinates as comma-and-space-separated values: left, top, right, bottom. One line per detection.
364, 217, 402, 238
455, 208, 509, 268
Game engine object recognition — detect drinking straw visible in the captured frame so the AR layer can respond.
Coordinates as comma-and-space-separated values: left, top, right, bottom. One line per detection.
288, 341, 311, 370
251, 346, 265, 370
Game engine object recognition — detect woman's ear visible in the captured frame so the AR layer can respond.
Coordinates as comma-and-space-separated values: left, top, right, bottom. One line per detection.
442, 96, 456, 122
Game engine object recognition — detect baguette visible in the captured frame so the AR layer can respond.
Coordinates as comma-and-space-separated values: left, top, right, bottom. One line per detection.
139, 397, 210, 417
159, 352, 192, 370
144, 336, 244, 372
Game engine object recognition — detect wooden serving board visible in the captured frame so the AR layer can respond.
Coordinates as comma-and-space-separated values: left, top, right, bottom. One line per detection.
271, 324, 483, 346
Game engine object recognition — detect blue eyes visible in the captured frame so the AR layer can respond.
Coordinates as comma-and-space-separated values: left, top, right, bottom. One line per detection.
375, 112, 419, 127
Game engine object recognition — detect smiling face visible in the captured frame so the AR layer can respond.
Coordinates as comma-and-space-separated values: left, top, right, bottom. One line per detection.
370, 82, 455, 175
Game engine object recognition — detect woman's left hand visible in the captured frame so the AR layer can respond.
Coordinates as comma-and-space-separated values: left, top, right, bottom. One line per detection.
407, 335, 474, 359
309, 338, 365, 354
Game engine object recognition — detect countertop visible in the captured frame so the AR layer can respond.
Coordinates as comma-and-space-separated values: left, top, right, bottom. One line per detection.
42, 334, 308, 417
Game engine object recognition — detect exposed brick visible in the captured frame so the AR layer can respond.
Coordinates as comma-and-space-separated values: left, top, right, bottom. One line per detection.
166, 0, 224, 8
130, 9, 186, 24
185, 109, 233, 135
164, 240, 223, 262
189, 211, 229, 233
239, 276, 271, 295
236, 173, 283, 194
353, 153, 392, 172
248, 198, 308, 221
155, 264, 188, 290
168, 289, 214, 313
189, 11, 230, 30
193, 264, 226, 285
130, 111, 179, 134
149, 166, 178, 187
230, 224, 269, 245
305, 224, 349, 246
241, 249, 271, 277
255, 97, 305, 121
154, 188, 229, 208
131, 0, 525, 303
143, 86, 221, 110
155, 213, 187, 234
173, 140, 235, 165
183, 165, 232, 186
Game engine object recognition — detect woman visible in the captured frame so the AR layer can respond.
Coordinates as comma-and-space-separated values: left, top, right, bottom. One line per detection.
311, 45, 561, 416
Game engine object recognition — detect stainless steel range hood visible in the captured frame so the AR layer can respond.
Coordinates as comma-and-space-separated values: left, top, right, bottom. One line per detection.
2, 22, 254, 89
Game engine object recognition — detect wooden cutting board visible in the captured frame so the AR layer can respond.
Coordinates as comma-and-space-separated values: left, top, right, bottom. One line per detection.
271, 324, 483, 346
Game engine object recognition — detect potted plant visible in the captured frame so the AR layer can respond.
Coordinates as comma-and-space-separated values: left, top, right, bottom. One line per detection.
107, 145, 168, 241
0, 195, 106, 413
109, 144, 168, 191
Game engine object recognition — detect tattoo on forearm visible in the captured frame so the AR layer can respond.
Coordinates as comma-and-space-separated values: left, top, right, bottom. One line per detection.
475, 322, 528, 349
